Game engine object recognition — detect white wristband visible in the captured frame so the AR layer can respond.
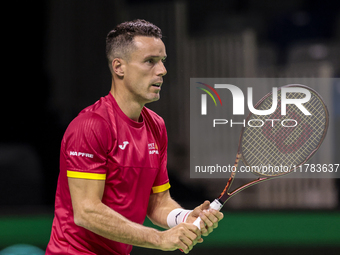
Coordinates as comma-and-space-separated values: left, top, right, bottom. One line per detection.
167, 209, 192, 228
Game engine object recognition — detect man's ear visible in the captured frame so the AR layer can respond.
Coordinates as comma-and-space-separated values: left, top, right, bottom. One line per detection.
112, 58, 125, 77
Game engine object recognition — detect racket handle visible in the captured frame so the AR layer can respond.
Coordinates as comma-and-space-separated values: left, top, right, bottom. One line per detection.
193, 199, 223, 230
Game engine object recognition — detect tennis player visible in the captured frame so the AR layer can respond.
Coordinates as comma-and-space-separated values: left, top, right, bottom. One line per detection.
46, 19, 223, 255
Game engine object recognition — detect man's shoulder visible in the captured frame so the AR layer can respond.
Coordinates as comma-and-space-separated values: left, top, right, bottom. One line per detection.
78, 94, 112, 122
142, 107, 165, 127
65, 95, 113, 137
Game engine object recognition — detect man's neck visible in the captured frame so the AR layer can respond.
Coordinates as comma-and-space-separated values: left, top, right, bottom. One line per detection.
110, 82, 144, 122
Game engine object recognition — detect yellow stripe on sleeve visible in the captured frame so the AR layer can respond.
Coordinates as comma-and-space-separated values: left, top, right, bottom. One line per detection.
67, 170, 106, 180
152, 182, 171, 193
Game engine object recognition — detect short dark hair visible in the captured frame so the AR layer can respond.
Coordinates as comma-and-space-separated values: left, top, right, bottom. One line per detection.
106, 19, 162, 73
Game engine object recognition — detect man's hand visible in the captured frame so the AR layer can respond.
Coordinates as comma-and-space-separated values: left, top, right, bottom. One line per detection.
186, 200, 224, 236
158, 222, 202, 254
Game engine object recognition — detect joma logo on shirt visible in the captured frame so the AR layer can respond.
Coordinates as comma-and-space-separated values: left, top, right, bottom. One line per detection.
118, 141, 129, 150
69, 151, 94, 158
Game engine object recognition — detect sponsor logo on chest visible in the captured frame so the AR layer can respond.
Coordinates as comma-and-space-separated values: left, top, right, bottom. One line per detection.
148, 143, 159, 155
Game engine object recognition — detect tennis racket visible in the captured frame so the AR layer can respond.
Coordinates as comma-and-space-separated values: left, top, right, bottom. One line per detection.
193, 84, 329, 229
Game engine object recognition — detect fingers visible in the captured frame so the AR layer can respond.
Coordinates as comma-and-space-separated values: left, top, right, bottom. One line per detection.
179, 235, 194, 253
179, 233, 204, 254
201, 200, 211, 210
163, 223, 201, 253
178, 224, 205, 253
199, 210, 214, 236
179, 224, 201, 253
187, 221, 202, 237
187, 200, 210, 222
161, 206, 223, 253
199, 209, 224, 236
197, 237, 204, 243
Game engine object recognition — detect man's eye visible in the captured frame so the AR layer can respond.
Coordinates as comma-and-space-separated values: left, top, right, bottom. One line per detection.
162, 59, 166, 63
147, 59, 154, 64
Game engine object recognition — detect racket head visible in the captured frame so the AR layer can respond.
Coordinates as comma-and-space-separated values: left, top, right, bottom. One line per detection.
239, 84, 329, 177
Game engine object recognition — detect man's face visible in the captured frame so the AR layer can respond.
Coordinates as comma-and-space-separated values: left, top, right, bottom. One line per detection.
122, 36, 167, 105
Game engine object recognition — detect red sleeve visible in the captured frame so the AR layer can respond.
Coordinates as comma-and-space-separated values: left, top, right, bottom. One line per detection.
151, 118, 170, 193
62, 112, 113, 180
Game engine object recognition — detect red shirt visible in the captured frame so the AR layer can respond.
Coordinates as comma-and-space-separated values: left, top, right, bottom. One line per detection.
46, 93, 170, 255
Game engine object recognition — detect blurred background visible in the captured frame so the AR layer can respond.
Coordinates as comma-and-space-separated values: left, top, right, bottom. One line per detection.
1, 0, 340, 254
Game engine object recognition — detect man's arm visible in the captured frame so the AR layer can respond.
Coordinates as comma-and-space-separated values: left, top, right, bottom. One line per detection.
147, 189, 182, 229
147, 190, 224, 236
68, 177, 201, 253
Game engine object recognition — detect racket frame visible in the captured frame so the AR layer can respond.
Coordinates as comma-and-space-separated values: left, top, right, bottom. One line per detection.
217, 84, 329, 206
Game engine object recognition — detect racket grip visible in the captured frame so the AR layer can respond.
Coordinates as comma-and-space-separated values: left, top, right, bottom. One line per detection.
193, 199, 223, 230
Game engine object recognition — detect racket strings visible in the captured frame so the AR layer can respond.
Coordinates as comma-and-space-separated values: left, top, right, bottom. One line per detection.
241, 88, 327, 177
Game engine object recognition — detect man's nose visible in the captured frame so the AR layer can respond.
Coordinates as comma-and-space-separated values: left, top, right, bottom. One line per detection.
157, 61, 167, 76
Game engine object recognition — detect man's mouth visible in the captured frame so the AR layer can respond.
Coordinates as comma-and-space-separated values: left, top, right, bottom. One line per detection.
151, 83, 162, 88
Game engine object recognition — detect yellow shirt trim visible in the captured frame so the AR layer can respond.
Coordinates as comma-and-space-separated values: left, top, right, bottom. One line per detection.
67, 170, 106, 180
152, 182, 171, 193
